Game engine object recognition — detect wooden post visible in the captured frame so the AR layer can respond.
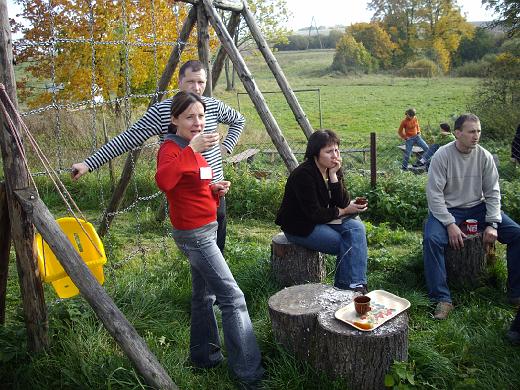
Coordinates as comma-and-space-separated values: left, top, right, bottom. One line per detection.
14, 189, 177, 390
98, 8, 196, 237
201, 0, 298, 172
197, 4, 213, 96
211, 11, 241, 88
0, 181, 10, 325
370, 132, 376, 188
445, 233, 487, 288
0, 0, 49, 351
241, 0, 314, 139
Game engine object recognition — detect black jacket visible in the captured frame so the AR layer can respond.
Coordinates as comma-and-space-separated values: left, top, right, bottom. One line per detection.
275, 158, 350, 237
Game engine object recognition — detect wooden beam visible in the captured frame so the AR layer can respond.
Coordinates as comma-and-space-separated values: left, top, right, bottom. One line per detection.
201, 0, 298, 172
197, 4, 213, 96
97, 8, 196, 237
14, 189, 177, 390
211, 11, 241, 88
181, 0, 243, 12
0, 0, 48, 351
241, 1, 314, 139
0, 181, 10, 325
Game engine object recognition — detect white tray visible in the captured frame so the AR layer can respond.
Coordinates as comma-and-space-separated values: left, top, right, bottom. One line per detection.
334, 290, 411, 332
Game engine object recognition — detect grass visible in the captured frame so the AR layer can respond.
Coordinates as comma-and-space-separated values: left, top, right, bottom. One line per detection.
1, 216, 519, 389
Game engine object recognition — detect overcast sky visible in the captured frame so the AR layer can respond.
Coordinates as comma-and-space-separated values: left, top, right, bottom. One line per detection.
284, 0, 496, 30
7, 0, 497, 33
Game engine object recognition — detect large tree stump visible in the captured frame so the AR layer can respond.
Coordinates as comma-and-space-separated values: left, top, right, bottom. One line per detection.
268, 283, 355, 367
445, 233, 487, 287
270, 232, 325, 287
316, 302, 409, 390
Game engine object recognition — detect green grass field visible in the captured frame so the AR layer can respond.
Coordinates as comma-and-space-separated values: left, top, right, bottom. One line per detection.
2, 49, 520, 389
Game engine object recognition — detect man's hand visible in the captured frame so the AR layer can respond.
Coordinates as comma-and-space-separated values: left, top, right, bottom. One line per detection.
211, 180, 230, 197
482, 225, 498, 252
71, 162, 89, 180
447, 223, 466, 250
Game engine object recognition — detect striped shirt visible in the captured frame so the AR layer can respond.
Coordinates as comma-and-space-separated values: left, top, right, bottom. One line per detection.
84, 96, 245, 183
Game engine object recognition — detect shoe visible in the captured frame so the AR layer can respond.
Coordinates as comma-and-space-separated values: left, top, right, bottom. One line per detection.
506, 330, 520, 346
433, 301, 454, 320
508, 296, 520, 307
413, 160, 425, 168
348, 284, 369, 295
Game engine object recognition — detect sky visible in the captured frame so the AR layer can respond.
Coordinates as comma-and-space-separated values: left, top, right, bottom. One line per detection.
6, 0, 497, 32
284, 0, 497, 30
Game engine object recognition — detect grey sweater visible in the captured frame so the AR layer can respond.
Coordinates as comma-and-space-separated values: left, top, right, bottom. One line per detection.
426, 141, 501, 226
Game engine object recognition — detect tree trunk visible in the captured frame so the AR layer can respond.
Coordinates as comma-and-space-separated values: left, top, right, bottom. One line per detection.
445, 233, 487, 288
270, 232, 325, 287
0, 181, 10, 325
317, 302, 409, 390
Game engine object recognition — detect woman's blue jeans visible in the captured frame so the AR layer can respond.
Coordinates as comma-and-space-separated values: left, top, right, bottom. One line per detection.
285, 217, 368, 289
402, 135, 429, 169
423, 203, 520, 303
173, 222, 264, 384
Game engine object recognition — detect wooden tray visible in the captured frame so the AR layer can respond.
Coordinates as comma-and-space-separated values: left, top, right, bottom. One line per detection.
334, 290, 411, 332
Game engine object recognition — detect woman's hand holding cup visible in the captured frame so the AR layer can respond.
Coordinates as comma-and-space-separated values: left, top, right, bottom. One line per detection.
211, 180, 231, 197
190, 132, 220, 153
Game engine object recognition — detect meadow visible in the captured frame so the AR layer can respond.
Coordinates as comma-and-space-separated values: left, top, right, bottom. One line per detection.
1, 49, 520, 389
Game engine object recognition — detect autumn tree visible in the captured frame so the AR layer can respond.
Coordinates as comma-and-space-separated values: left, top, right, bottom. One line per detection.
13, 0, 207, 108
347, 22, 398, 69
332, 34, 375, 74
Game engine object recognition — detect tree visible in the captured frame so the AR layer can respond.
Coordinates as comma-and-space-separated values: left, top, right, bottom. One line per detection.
453, 27, 500, 66
13, 1, 208, 108
482, 0, 520, 37
347, 22, 398, 69
331, 34, 375, 74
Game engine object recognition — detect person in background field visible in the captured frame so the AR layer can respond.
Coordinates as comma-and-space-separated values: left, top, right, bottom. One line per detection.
423, 113, 520, 320
398, 108, 430, 170
71, 60, 245, 253
413, 122, 455, 168
275, 129, 369, 294
511, 124, 520, 165
155, 91, 264, 389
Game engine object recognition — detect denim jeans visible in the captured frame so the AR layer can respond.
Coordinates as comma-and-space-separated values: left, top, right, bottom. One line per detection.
285, 217, 368, 289
173, 222, 264, 383
420, 143, 439, 163
402, 134, 429, 169
423, 202, 520, 303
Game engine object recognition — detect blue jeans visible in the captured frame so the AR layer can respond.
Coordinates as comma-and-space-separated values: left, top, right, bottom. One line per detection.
420, 143, 439, 163
216, 196, 226, 253
423, 203, 520, 303
402, 135, 429, 169
173, 222, 264, 384
285, 217, 368, 289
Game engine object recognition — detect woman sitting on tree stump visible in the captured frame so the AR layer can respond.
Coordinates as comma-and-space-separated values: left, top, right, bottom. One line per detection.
275, 129, 369, 293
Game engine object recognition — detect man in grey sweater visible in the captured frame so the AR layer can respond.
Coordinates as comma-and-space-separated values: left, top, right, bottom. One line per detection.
423, 113, 520, 320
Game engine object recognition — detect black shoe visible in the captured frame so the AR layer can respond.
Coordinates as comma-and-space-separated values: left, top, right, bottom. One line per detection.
413, 160, 425, 168
506, 330, 520, 346
349, 284, 369, 295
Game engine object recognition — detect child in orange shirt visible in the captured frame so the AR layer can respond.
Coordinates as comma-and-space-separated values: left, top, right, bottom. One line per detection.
397, 108, 430, 170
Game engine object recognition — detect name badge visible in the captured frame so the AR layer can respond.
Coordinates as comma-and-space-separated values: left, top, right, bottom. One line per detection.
200, 166, 213, 180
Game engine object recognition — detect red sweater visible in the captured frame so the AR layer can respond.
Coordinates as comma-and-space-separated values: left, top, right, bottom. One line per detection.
398, 117, 421, 139
155, 140, 218, 230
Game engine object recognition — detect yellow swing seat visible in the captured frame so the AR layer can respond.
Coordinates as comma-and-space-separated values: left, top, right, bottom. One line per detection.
35, 217, 107, 298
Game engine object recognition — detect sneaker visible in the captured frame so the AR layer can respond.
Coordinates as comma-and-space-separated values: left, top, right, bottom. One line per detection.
348, 284, 369, 295
433, 302, 454, 320
412, 160, 425, 168
506, 330, 520, 346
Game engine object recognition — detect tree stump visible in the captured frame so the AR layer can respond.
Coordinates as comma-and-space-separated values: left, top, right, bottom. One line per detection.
268, 283, 355, 367
270, 232, 325, 287
316, 303, 409, 390
445, 233, 487, 288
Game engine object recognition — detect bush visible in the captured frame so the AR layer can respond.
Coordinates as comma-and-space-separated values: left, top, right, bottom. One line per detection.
398, 59, 440, 78
332, 34, 375, 74
452, 59, 491, 77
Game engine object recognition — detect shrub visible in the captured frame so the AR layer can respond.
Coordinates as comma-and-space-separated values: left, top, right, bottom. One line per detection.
452, 59, 491, 77
398, 59, 440, 78
332, 34, 375, 74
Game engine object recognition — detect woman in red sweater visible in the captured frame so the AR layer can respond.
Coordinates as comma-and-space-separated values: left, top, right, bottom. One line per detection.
155, 92, 264, 388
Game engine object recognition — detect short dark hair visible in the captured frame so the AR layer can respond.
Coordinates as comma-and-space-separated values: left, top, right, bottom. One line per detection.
405, 108, 416, 117
179, 60, 204, 79
168, 91, 206, 134
440, 123, 451, 132
454, 113, 480, 131
304, 129, 341, 160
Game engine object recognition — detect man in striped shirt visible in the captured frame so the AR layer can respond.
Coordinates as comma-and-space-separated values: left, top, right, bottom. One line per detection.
71, 60, 245, 253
